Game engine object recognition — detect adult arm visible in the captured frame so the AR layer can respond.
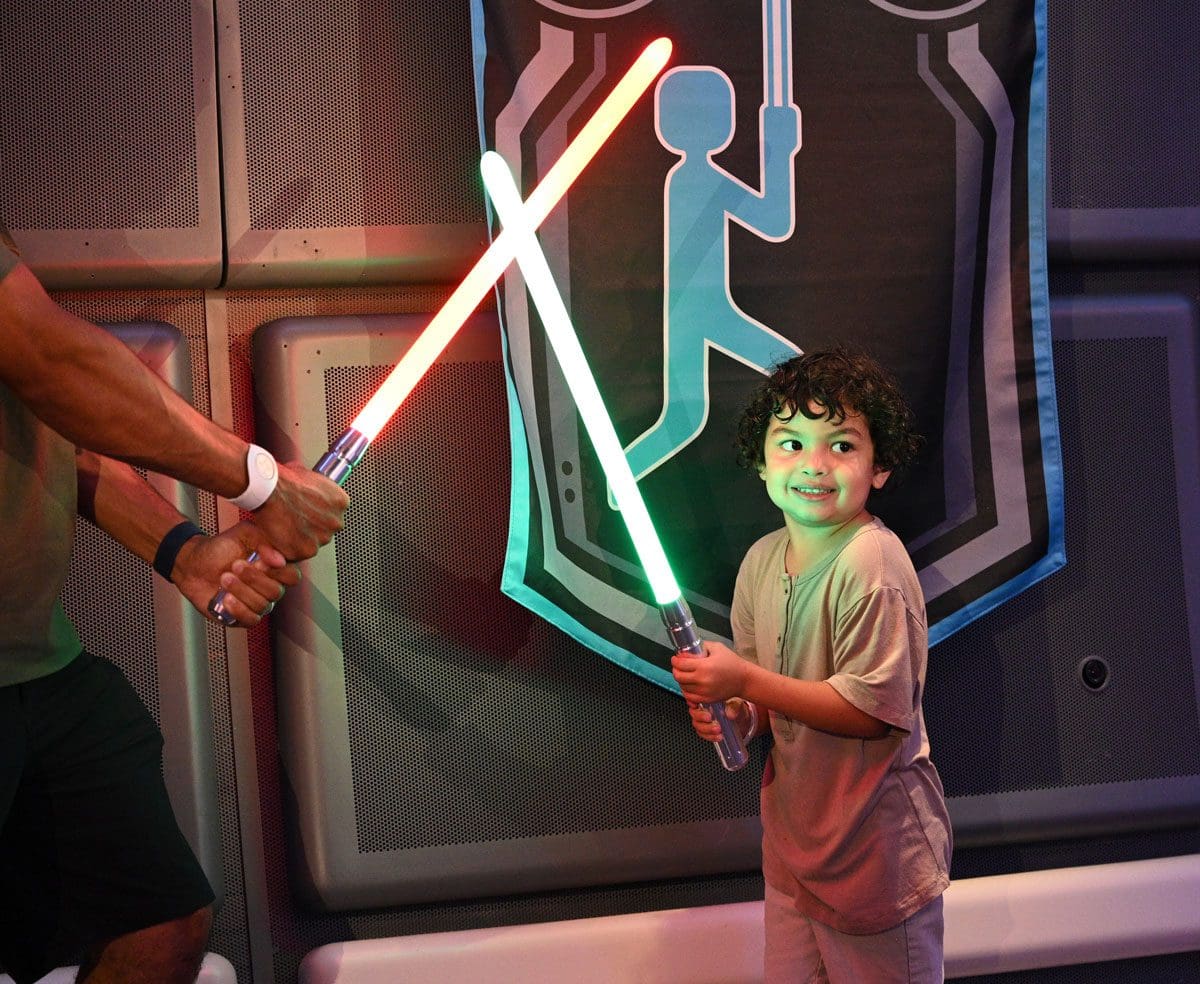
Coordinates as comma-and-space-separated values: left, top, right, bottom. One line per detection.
0, 259, 347, 559
76, 448, 299, 625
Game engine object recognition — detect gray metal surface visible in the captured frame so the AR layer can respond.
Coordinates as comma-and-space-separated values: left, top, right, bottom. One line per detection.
251, 312, 763, 911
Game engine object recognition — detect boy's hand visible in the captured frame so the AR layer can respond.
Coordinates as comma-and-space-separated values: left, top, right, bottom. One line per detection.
671, 639, 749, 704
684, 696, 754, 744
173, 521, 300, 626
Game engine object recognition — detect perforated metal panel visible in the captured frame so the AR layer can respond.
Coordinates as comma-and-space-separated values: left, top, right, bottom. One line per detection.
219, 285, 467, 982
250, 312, 762, 912
325, 360, 756, 855
218, 0, 487, 286
0, 3, 196, 229
929, 294, 1200, 844
217, 290, 749, 983
0, 2, 222, 287
1047, 3, 1200, 211
236, 2, 480, 230
62, 521, 163, 720
1046, 0, 1200, 255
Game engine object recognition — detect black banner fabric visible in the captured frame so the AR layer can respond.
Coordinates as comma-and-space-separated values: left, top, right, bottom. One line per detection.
472, 0, 1061, 690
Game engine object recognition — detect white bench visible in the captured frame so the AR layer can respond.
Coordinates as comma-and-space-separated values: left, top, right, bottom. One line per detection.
298, 855, 1200, 983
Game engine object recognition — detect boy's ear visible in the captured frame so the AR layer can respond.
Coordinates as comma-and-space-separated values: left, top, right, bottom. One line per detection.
871, 468, 892, 491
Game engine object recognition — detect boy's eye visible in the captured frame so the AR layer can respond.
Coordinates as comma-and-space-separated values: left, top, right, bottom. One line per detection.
832, 440, 854, 453
780, 439, 802, 452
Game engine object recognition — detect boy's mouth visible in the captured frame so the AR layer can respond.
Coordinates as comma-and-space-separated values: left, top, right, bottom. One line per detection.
792, 484, 833, 496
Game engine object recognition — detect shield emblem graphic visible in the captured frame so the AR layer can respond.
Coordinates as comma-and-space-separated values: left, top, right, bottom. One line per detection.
475, 0, 1062, 688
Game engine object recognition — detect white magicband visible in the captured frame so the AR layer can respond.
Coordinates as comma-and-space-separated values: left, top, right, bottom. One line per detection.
230, 444, 279, 511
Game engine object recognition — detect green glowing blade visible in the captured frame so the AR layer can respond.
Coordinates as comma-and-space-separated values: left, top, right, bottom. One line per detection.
481, 151, 682, 606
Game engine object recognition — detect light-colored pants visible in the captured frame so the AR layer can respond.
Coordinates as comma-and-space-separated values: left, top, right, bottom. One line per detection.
764, 882, 945, 984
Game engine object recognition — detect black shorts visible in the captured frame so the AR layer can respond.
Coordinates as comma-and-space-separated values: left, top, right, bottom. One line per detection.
0, 651, 215, 984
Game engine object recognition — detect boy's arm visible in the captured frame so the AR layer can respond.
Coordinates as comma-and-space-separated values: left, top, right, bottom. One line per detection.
76, 449, 297, 625
737, 658, 890, 739
672, 640, 890, 740
0, 260, 347, 560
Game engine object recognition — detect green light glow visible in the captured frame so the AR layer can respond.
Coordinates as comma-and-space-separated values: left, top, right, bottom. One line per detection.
481, 151, 682, 606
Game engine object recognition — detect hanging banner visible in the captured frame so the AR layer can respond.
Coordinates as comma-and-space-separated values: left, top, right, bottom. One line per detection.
471, 0, 1061, 690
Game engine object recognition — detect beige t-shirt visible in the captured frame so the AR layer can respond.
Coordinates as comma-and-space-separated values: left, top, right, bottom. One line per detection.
734, 519, 952, 934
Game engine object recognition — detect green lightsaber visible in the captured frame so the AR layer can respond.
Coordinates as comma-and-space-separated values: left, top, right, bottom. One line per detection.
481, 151, 748, 771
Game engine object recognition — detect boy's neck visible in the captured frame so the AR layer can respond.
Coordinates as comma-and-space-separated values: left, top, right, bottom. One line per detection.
784, 510, 873, 575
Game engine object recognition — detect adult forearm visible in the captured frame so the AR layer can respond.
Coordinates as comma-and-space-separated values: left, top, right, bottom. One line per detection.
4, 260, 348, 559
76, 450, 191, 565
77, 449, 302, 624
1, 263, 248, 496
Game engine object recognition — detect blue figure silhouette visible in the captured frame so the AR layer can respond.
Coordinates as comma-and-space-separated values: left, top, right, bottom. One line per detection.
621, 57, 802, 487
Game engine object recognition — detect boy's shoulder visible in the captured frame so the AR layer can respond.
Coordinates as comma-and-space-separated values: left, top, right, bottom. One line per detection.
736, 527, 789, 586
843, 516, 905, 558
742, 526, 789, 565
836, 517, 922, 598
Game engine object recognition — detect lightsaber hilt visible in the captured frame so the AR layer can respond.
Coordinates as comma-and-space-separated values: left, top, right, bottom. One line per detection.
208, 427, 370, 626
660, 598, 750, 772
313, 427, 371, 484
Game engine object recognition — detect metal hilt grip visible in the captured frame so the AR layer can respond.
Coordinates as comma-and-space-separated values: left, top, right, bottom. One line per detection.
207, 427, 368, 627
661, 598, 750, 771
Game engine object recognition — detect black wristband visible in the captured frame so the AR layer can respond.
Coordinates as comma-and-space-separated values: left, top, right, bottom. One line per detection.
153, 520, 206, 581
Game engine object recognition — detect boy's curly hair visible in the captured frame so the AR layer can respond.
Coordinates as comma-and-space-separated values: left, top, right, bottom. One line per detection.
735, 347, 923, 477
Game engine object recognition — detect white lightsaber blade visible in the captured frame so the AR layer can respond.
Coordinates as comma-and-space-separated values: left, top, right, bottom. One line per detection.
480, 150, 748, 771
209, 38, 674, 626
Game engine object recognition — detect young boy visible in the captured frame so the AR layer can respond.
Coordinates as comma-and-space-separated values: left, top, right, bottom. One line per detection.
672, 349, 952, 983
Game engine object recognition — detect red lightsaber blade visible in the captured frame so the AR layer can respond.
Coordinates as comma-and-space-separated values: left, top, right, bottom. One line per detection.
209, 37, 674, 624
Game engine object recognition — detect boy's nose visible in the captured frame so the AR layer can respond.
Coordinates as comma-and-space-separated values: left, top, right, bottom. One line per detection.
800, 457, 827, 475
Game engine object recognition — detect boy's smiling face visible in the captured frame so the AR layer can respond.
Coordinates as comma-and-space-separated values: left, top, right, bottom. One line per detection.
759, 401, 891, 539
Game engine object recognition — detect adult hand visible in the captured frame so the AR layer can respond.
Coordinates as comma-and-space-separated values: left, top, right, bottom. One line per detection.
252, 461, 349, 561
173, 521, 300, 626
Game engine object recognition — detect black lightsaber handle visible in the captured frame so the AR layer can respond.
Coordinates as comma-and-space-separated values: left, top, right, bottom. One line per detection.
208, 428, 369, 626
660, 598, 750, 771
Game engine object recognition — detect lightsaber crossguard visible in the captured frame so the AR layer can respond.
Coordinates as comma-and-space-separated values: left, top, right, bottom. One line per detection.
206, 38, 674, 627
480, 151, 749, 772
